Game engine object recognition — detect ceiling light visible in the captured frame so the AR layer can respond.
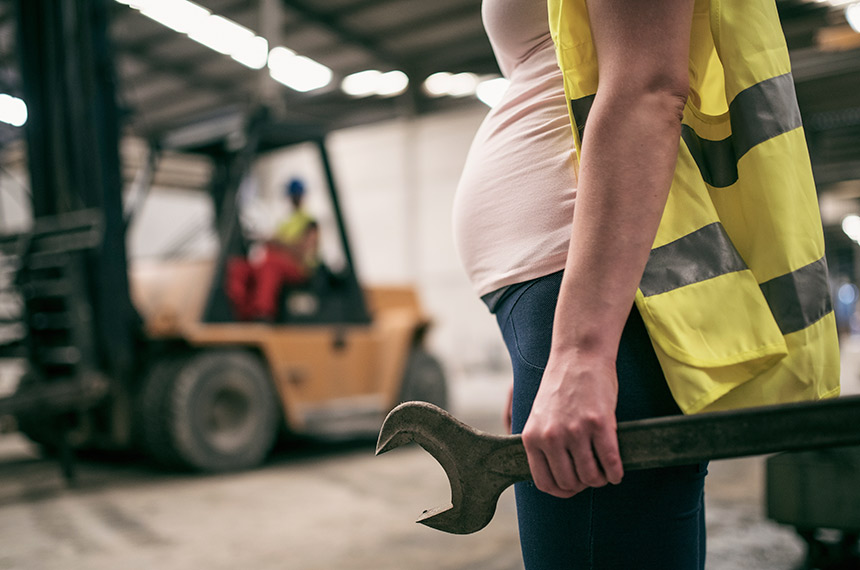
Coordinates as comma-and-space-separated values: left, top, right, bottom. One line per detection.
342, 70, 409, 97
188, 15, 255, 55
116, 1, 332, 91
342, 70, 382, 97
268, 47, 332, 92
423, 72, 479, 98
847, 3, 860, 32
0, 94, 27, 127
448, 73, 479, 97
476, 77, 509, 108
137, 0, 210, 34
231, 35, 269, 70
842, 214, 860, 242
268, 46, 296, 65
423, 72, 452, 97
375, 70, 409, 97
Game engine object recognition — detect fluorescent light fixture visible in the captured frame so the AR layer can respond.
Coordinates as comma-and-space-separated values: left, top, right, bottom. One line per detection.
375, 70, 409, 97
138, 0, 210, 34
847, 2, 860, 32
448, 73, 479, 97
342, 70, 381, 97
116, 1, 332, 89
342, 69, 409, 97
268, 46, 296, 66
231, 35, 269, 70
843, 214, 860, 242
476, 77, 509, 108
188, 15, 255, 55
268, 47, 332, 92
423, 72, 452, 97
422, 71, 479, 97
0, 94, 27, 127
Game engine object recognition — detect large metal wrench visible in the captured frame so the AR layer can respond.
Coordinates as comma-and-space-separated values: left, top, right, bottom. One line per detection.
376, 395, 860, 535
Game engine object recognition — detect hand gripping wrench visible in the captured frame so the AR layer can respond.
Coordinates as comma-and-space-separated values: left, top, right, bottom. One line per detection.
376, 395, 860, 535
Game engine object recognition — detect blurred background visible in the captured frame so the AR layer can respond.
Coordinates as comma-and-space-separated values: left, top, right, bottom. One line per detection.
0, 0, 859, 568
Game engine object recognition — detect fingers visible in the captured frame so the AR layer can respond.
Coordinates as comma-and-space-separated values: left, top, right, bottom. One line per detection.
523, 422, 623, 497
593, 423, 624, 485
525, 447, 585, 499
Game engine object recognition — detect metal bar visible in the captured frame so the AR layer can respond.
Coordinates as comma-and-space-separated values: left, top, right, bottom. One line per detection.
0, 376, 108, 416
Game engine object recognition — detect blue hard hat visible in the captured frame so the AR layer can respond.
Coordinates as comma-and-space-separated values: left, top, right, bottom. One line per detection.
287, 178, 305, 197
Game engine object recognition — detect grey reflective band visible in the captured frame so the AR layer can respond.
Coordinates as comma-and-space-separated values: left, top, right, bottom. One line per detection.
640, 222, 747, 297
570, 94, 595, 142
682, 73, 803, 188
641, 224, 832, 335
759, 257, 833, 335
573, 74, 802, 188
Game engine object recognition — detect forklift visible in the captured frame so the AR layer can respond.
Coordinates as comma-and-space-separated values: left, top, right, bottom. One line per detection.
0, 0, 446, 475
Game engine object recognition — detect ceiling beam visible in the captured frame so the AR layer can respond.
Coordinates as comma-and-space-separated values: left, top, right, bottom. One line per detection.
279, 0, 405, 70
327, 0, 401, 19
375, 4, 481, 42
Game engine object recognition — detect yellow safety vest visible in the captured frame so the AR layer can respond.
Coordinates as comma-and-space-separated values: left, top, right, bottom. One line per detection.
275, 209, 314, 245
548, 0, 840, 413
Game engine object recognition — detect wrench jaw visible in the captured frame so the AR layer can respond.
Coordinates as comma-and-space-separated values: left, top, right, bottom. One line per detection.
377, 401, 505, 535
376, 402, 470, 529
417, 501, 496, 535
376, 401, 446, 456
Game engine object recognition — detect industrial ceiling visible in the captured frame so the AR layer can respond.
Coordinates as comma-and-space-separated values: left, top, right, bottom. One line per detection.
0, 0, 858, 185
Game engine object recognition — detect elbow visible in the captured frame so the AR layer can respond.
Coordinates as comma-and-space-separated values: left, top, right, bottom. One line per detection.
600, 73, 689, 125
639, 73, 689, 125
656, 79, 689, 123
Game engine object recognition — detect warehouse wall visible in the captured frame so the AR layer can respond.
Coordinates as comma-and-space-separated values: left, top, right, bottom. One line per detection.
327, 107, 510, 377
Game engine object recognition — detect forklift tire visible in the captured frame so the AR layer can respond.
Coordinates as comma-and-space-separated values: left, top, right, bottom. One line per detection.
399, 348, 448, 410
139, 350, 281, 472
136, 356, 189, 468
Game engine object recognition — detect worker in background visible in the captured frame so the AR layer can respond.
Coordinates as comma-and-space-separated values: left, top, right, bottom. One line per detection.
273, 177, 318, 268
226, 177, 319, 321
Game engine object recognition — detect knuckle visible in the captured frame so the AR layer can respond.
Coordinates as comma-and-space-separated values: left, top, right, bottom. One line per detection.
582, 413, 602, 430
542, 425, 565, 445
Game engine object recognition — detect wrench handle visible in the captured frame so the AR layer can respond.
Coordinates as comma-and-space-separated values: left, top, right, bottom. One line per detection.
490, 394, 860, 481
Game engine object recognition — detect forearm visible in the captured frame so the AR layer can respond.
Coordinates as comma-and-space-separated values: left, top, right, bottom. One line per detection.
552, 90, 686, 361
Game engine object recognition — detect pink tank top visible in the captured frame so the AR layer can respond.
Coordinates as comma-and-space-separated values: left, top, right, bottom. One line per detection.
452, 0, 576, 297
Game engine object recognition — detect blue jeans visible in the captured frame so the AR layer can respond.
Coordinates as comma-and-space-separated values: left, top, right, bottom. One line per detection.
493, 271, 707, 570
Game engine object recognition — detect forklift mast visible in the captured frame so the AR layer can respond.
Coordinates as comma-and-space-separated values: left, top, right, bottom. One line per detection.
3, 0, 140, 446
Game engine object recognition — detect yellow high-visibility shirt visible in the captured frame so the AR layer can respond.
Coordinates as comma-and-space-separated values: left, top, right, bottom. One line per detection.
275, 209, 314, 246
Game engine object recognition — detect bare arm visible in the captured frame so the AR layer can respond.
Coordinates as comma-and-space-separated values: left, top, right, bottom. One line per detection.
521, 0, 694, 498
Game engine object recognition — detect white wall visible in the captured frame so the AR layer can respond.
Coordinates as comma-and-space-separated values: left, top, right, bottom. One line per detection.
325, 107, 510, 377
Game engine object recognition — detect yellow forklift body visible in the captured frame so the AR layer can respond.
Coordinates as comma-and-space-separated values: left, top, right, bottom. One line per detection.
130, 259, 428, 433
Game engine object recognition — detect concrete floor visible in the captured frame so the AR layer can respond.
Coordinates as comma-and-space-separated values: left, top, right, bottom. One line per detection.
0, 373, 822, 570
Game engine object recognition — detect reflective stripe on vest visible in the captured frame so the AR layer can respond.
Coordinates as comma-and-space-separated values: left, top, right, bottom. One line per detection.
639, 221, 832, 335
571, 73, 803, 189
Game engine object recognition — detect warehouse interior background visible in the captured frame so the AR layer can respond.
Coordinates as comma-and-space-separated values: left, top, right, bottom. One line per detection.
1, 0, 860, 374
0, 0, 859, 569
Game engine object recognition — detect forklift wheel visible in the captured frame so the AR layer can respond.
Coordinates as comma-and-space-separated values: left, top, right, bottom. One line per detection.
136, 356, 191, 468
399, 349, 448, 409
138, 350, 280, 472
